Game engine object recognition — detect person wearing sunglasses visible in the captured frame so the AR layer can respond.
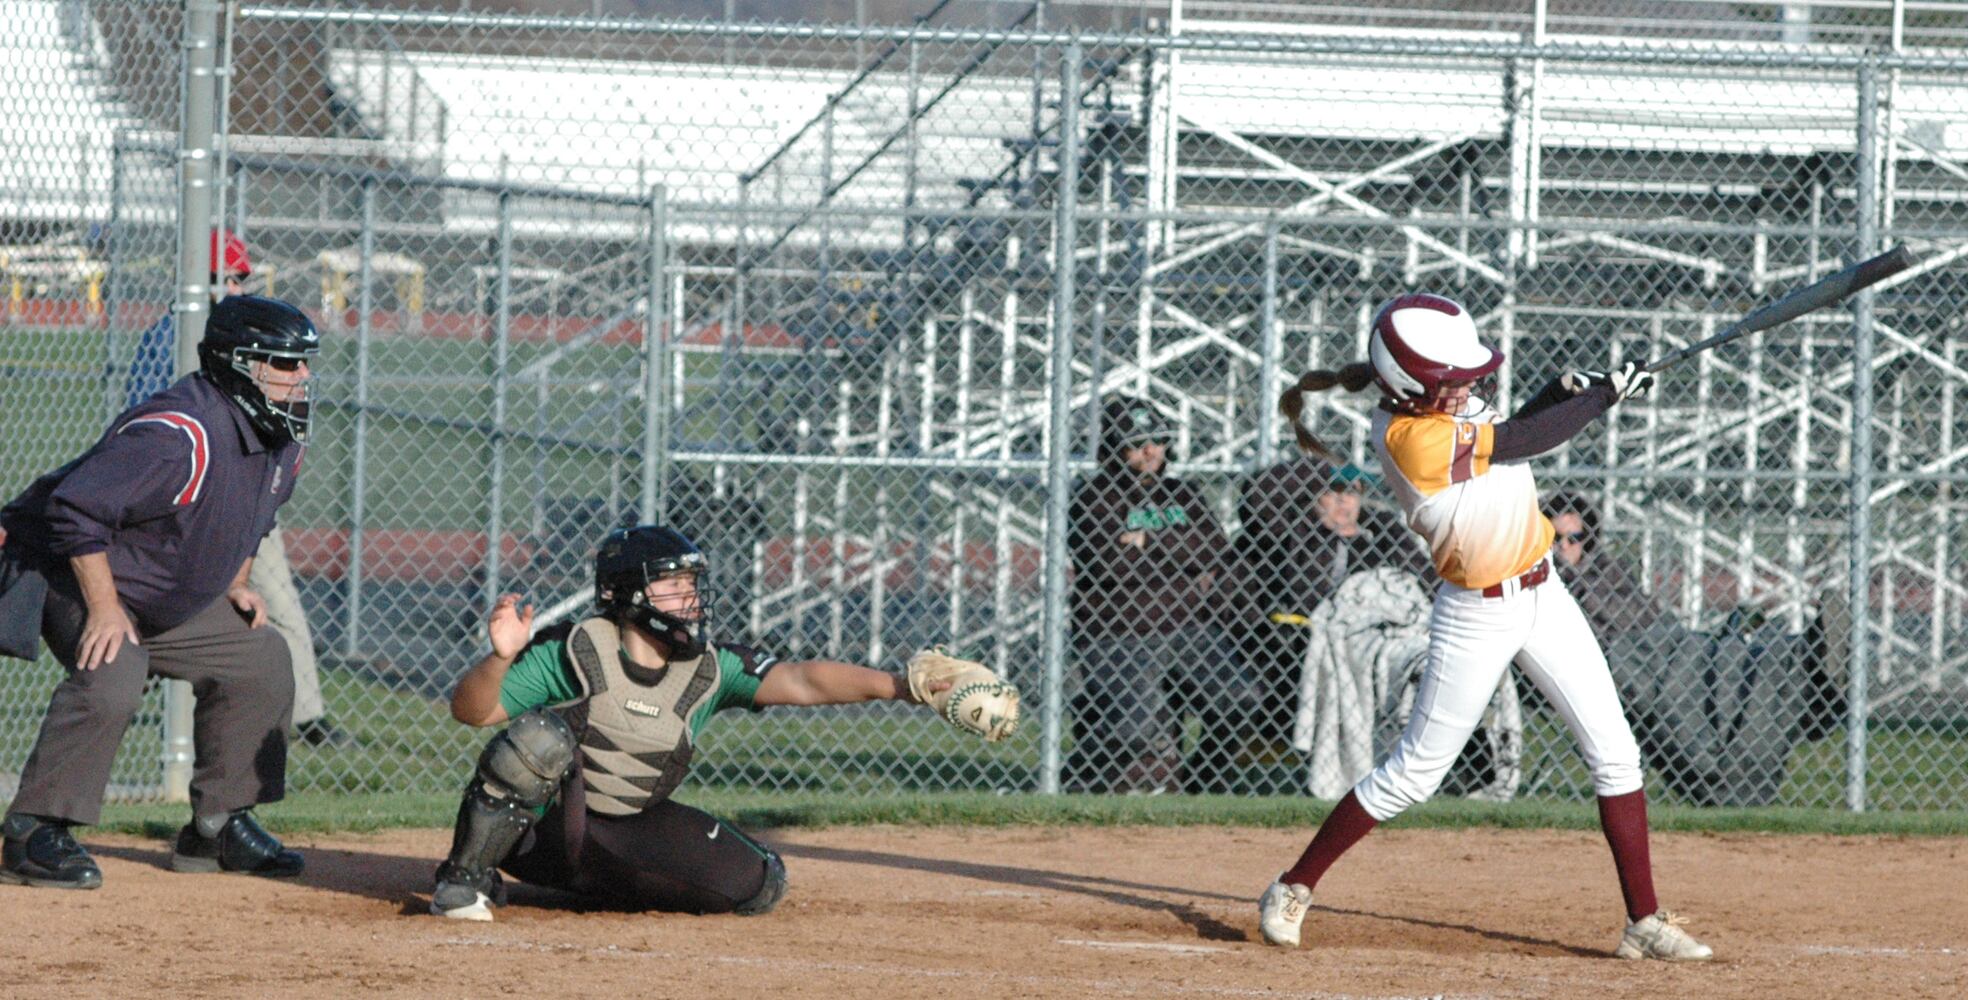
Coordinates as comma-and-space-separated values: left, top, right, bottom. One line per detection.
1541, 491, 1664, 643
0, 295, 320, 890
121, 232, 355, 752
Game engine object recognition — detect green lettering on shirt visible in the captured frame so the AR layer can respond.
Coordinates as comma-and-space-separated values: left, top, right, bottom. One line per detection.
1125, 504, 1189, 531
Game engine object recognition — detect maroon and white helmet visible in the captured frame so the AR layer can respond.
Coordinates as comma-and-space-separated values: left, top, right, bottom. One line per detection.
1367, 294, 1503, 405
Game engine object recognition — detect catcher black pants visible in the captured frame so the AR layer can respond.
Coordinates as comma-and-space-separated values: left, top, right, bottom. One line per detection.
502, 779, 776, 914
5, 578, 293, 827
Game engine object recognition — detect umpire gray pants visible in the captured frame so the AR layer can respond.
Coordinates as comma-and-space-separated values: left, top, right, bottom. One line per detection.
7, 585, 294, 827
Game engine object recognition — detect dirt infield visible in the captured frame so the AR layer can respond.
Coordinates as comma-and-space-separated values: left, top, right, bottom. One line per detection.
2, 825, 1961, 999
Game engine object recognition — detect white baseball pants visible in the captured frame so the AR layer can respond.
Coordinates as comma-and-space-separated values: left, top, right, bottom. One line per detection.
1353, 566, 1642, 820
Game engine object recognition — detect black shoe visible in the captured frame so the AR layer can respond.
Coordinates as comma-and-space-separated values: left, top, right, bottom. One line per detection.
296, 718, 361, 749
0, 816, 103, 890
171, 812, 304, 878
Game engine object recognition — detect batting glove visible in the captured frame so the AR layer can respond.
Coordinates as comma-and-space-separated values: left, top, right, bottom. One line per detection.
1604, 361, 1655, 403
1563, 362, 1654, 403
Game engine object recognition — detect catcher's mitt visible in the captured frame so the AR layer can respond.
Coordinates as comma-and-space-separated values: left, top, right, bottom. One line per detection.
906, 646, 1021, 743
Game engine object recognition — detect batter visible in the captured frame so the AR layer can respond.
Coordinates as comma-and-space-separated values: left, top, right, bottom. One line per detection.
1258, 293, 1712, 962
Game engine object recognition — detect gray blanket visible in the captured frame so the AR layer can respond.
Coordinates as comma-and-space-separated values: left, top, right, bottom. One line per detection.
1293, 568, 1522, 802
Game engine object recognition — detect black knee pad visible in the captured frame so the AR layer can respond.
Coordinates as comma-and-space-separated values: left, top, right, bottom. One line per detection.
477, 710, 576, 808
734, 851, 788, 916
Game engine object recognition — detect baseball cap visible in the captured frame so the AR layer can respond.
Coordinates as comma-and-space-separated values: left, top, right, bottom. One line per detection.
213, 230, 252, 279
1325, 463, 1379, 491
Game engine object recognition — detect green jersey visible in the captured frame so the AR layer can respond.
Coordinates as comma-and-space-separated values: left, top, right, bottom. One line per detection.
498, 624, 776, 739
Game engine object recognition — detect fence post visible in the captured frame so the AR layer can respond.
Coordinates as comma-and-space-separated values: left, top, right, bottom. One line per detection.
642, 184, 670, 525
1039, 42, 1082, 795
231, 162, 249, 248
1846, 60, 1883, 812
487, 184, 513, 610
1258, 218, 1282, 467
164, 0, 225, 802
103, 134, 125, 423
345, 176, 376, 657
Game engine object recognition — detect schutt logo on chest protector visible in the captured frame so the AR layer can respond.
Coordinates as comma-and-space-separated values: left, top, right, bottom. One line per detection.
623, 699, 664, 719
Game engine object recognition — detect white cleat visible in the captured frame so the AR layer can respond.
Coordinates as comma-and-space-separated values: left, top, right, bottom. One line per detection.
430, 887, 495, 922
1257, 879, 1313, 947
1615, 910, 1713, 962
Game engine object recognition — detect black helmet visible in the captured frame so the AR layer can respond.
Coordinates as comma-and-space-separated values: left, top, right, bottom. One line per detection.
198, 295, 321, 444
594, 525, 714, 657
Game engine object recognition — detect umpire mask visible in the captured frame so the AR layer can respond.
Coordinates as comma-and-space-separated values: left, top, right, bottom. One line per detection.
198, 296, 321, 444
594, 525, 717, 658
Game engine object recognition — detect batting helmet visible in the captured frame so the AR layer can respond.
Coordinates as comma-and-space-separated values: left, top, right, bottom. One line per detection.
594, 525, 715, 658
1366, 294, 1502, 407
199, 295, 320, 444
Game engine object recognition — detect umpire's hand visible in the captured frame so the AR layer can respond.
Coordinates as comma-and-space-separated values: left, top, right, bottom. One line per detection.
228, 585, 269, 628
76, 603, 141, 671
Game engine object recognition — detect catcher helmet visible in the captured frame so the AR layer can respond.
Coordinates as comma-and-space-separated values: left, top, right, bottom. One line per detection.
198, 295, 320, 444
1366, 294, 1502, 408
594, 525, 714, 658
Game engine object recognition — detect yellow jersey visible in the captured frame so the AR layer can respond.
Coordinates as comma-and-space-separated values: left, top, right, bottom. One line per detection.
1371, 397, 1553, 590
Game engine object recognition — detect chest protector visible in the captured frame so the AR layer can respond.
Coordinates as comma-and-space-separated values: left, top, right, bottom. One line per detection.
555, 617, 724, 816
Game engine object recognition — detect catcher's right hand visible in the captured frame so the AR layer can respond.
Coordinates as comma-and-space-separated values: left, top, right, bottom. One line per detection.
906, 646, 1020, 743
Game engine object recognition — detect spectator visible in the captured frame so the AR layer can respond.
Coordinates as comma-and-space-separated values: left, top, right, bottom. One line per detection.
1063, 396, 1259, 794
1236, 457, 1432, 748
0, 296, 320, 889
124, 231, 353, 750
1542, 490, 1843, 806
1540, 491, 1664, 642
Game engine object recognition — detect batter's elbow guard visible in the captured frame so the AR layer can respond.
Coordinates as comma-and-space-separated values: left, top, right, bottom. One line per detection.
734, 851, 788, 916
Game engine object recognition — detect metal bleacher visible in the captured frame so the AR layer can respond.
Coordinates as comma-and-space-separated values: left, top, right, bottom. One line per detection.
0, 0, 140, 227
285, 7, 1968, 687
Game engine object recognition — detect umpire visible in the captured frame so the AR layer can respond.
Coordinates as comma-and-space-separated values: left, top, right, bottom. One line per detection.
0, 295, 320, 890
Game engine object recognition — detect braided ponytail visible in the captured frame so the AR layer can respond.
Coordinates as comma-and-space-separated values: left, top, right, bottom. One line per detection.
1277, 362, 1379, 461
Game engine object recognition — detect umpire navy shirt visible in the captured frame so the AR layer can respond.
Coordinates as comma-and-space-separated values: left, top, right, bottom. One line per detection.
0, 372, 303, 634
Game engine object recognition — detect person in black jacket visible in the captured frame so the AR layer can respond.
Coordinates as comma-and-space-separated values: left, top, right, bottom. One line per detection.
1541, 491, 1665, 642
0, 296, 320, 890
1236, 457, 1432, 748
1063, 396, 1258, 794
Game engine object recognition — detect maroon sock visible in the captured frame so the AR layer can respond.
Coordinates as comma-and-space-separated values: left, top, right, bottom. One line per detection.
1597, 790, 1659, 922
1280, 791, 1379, 891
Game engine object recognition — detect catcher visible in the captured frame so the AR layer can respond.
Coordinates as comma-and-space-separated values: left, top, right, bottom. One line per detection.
429, 523, 1017, 920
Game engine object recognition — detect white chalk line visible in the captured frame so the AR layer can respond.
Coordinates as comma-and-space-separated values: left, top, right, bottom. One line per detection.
430, 934, 1489, 1000
1057, 938, 1229, 955
1797, 944, 1962, 957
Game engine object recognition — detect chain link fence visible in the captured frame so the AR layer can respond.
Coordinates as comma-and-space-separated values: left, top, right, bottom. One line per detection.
2, 1, 1965, 809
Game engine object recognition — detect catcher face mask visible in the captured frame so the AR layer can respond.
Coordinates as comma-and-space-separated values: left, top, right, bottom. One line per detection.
619, 566, 716, 658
